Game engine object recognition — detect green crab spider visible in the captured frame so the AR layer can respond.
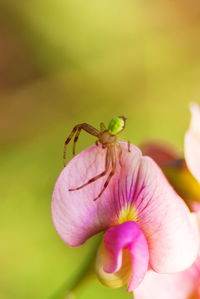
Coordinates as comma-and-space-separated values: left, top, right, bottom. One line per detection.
63, 116, 130, 201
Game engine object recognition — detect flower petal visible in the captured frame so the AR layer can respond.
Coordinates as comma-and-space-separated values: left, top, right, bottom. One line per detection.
185, 103, 200, 183
135, 157, 199, 273
96, 243, 132, 289
96, 221, 149, 291
52, 143, 198, 273
134, 257, 200, 299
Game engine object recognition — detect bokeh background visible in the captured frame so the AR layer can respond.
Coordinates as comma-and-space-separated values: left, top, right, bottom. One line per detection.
1, 0, 200, 298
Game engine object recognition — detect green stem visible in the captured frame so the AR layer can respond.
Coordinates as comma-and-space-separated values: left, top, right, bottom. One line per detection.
48, 235, 102, 299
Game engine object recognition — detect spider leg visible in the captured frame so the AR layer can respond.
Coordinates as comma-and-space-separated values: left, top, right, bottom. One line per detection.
73, 127, 81, 156
69, 148, 111, 191
63, 126, 78, 166
116, 142, 122, 167
63, 123, 100, 166
93, 146, 116, 201
73, 124, 100, 156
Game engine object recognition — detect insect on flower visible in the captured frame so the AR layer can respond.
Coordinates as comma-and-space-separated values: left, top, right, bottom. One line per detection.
63, 116, 130, 201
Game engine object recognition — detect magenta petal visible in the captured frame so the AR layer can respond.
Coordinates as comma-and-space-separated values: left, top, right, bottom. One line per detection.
102, 221, 149, 291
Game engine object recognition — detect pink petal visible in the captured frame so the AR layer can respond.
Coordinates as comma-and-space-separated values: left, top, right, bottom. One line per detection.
185, 103, 200, 183
134, 257, 200, 299
136, 157, 199, 273
97, 221, 149, 291
52, 143, 198, 272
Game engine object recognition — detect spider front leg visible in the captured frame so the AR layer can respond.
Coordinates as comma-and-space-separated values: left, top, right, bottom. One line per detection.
69, 148, 111, 192
63, 123, 100, 166
73, 127, 81, 156
93, 146, 116, 201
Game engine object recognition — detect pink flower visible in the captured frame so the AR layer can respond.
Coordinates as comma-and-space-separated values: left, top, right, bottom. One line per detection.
185, 103, 200, 183
52, 143, 198, 291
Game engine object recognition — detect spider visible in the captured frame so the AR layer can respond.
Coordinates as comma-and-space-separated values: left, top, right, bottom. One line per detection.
63, 116, 130, 201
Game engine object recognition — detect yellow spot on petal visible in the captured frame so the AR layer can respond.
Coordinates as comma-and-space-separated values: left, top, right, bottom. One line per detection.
118, 205, 137, 224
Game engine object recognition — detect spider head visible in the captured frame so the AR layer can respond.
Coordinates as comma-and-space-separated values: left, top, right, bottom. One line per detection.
108, 116, 127, 135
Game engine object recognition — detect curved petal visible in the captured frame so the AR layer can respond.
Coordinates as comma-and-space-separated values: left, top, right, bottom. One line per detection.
134, 258, 200, 299
135, 157, 199, 273
96, 221, 149, 291
96, 243, 132, 290
185, 103, 200, 183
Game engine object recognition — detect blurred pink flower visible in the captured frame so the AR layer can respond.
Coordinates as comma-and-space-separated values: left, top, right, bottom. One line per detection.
52, 142, 198, 291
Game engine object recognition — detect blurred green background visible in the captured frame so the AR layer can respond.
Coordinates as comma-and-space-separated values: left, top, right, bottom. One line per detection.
1, 0, 200, 298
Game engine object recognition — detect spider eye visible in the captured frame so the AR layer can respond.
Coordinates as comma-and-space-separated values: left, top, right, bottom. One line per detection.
108, 117, 126, 135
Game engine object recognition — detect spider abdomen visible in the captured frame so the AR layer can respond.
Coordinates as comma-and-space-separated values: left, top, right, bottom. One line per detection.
108, 116, 126, 135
